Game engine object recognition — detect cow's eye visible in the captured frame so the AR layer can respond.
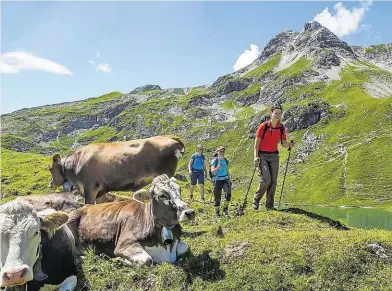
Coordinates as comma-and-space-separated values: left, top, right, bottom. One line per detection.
34, 231, 39, 236
159, 194, 166, 199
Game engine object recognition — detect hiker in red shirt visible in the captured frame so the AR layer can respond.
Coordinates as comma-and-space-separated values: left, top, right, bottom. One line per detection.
253, 104, 295, 211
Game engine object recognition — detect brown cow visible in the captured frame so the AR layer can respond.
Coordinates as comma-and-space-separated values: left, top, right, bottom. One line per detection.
16, 192, 81, 213
17, 192, 133, 213
67, 175, 194, 266
48, 135, 185, 204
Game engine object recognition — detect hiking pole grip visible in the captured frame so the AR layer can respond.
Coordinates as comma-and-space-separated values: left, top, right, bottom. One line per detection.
288, 139, 294, 151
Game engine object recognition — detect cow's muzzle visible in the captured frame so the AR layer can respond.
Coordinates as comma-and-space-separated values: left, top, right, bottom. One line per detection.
179, 209, 195, 222
1, 265, 31, 287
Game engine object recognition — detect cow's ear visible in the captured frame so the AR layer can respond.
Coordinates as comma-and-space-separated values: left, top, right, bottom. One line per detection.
52, 154, 61, 164
133, 189, 151, 203
169, 177, 177, 183
39, 210, 69, 235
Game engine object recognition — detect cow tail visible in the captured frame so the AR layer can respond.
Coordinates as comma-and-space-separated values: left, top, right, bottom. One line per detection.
170, 136, 185, 155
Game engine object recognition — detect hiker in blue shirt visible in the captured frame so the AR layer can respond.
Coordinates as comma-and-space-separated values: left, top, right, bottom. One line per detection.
210, 146, 231, 217
188, 144, 208, 202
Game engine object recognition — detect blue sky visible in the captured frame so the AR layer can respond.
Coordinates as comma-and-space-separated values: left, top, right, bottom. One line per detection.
1, 1, 391, 114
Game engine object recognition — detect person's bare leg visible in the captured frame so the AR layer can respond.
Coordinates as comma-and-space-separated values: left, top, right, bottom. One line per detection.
189, 185, 195, 200
199, 184, 205, 202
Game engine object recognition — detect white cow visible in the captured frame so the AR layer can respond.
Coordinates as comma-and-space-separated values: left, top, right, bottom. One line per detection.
0, 200, 77, 291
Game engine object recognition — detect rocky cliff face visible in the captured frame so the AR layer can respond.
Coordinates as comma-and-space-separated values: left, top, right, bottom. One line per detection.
353, 44, 392, 72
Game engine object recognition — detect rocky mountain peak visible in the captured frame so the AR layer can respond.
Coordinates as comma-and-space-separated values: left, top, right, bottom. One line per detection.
130, 84, 161, 94
298, 20, 353, 55
258, 30, 299, 62
253, 21, 356, 71
303, 21, 322, 31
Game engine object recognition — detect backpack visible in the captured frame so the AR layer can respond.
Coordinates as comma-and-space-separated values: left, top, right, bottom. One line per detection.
209, 154, 229, 180
260, 121, 285, 145
191, 154, 205, 171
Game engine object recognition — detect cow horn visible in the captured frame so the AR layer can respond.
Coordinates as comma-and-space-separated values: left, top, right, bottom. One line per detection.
52, 154, 61, 163
133, 189, 150, 203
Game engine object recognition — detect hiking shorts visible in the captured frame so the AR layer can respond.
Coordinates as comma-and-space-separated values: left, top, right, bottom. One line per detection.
190, 170, 204, 185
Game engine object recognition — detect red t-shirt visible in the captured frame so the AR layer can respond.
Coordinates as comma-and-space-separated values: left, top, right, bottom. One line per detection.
256, 121, 287, 152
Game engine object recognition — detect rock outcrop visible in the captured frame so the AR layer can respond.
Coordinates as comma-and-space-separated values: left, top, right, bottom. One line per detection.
130, 84, 162, 93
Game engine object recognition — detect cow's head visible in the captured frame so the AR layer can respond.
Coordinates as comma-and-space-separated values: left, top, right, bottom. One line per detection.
0, 200, 69, 288
133, 175, 195, 228
48, 154, 65, 188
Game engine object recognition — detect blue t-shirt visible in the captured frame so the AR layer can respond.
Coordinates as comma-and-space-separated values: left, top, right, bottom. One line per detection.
211, 157, 229, 180
191, 154, 205, 171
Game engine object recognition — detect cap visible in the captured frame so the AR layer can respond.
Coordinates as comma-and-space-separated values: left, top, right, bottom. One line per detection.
216, 146, 226, 152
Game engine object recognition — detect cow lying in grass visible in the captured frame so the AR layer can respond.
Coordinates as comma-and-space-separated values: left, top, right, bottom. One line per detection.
48, 135, 185, 204
0, 200, 77, 291
67, 174, 195, 266
17, 191, 132, 214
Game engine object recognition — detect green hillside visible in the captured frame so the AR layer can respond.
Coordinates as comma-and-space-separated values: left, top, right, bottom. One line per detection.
2, 62, 391, 208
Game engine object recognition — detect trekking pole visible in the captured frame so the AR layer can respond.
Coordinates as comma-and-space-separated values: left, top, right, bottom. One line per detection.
278, 140, 294, 209
241, 166, 257, 210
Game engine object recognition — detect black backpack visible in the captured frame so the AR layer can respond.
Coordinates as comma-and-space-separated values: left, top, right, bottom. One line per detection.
260, 121, 285, 145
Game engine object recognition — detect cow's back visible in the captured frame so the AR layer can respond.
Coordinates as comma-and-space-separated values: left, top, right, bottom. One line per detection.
74, 136, 182, 192
17, 192, 78, 213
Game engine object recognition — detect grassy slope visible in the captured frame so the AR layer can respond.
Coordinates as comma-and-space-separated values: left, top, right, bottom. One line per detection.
243, 53, 281, 78
282, 67, 392, 207
1, 64, 391, 208
0, 149, 52, 202
80, 209, 392, 291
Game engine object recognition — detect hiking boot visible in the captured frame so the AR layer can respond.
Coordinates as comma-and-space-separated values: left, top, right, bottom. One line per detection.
215, 210, 221, 218
266, 206, 277, 211
223, 207, 229, 217
253, 201, 259, 211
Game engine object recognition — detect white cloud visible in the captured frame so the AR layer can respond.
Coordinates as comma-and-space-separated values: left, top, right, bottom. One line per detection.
96, 63, 112, 73
0, 51, 72, 75
233, 44, 261, 72
313, 0, 373, 38
0, 61, 20, 74
89, 60, 112, 73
